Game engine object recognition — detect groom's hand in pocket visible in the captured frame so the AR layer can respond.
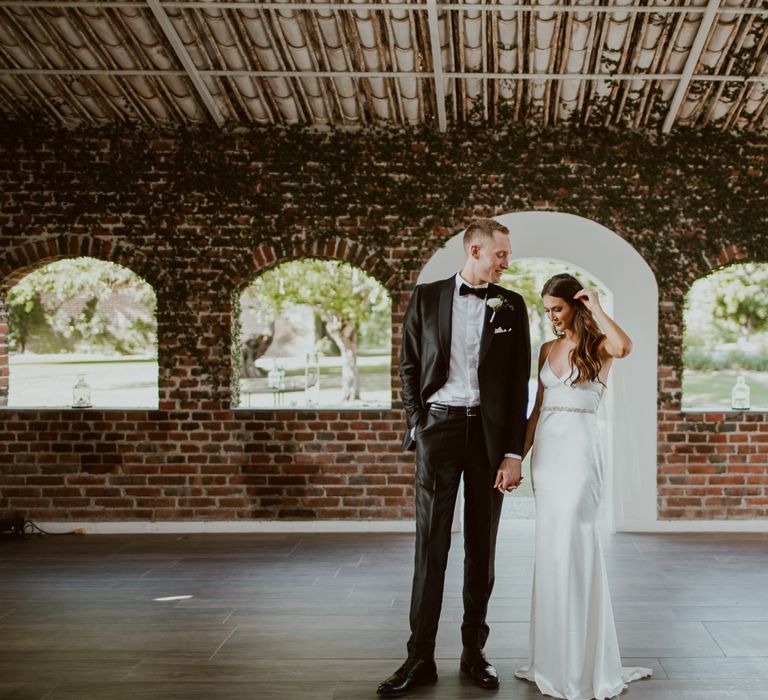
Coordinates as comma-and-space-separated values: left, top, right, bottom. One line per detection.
494, 457, 523, 493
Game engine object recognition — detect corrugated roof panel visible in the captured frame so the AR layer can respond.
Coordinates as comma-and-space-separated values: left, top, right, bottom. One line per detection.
0, 0, 763, 132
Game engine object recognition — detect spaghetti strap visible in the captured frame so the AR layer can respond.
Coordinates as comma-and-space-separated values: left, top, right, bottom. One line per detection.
543, 342, 558, 372
545, 340, 573, 383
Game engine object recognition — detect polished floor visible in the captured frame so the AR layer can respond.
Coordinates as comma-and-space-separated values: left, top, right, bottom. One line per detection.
1, 522, 768, 699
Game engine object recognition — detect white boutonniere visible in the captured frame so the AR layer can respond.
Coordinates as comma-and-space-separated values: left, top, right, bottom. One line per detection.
486, 296, 514, 323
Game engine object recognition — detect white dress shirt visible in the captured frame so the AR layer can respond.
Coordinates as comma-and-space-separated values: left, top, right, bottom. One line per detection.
426, 272, 485, 407
418, 272, 521, 462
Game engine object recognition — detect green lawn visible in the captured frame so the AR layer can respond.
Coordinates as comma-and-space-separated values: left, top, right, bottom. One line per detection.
281, 359, 392, 392
682, 370, 768, 411
240, 355, 393, 408
14, 352, 763, 418
9, 354, 158, 408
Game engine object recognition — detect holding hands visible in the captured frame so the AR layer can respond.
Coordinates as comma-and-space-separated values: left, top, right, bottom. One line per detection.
494, 457, 524, 494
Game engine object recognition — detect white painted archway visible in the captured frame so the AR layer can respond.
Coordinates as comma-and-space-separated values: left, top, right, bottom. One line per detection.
419, 211, 658, 532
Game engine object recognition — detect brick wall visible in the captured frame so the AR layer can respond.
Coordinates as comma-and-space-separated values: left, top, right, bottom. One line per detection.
0, 125, 765, 521
657, 410, 768, 519
0, 231, 413, 521
656, 285, 768, 519
0, 409, 410, 520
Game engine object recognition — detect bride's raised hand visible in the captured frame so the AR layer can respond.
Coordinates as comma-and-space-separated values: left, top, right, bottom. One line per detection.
576, 288, 633, 358
573, 288, 601, 313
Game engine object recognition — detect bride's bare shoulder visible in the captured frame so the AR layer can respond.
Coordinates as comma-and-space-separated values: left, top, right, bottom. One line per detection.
537, 341, 554, 368
540, 340, 556, 355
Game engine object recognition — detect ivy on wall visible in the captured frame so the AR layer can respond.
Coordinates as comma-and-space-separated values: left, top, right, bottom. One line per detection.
1, 120, 766, 398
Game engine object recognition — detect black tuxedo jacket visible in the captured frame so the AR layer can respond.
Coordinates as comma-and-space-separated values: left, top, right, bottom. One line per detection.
399, 276, 531, 468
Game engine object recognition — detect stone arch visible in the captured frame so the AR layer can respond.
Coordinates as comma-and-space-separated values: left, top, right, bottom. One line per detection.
229, 236, 399, 410
418, 211, 659, 532
680, 257, 768, 410
658, 245, 768, 410
218, 236, 402, 298
681, 245, 767, 293
0, 240, 162, 408
0, 237, 169, 293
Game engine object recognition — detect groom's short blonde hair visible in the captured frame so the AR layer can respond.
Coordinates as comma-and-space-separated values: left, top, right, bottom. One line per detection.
463, 218, 509, 250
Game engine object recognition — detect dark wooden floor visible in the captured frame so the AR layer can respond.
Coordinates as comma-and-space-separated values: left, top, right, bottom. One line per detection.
1, 522, 768, 699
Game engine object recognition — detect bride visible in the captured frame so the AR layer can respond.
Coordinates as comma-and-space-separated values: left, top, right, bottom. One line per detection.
514, 273, 652, 699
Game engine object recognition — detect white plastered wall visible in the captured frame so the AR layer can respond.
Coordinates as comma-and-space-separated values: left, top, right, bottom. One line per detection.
419, 211, 658, 532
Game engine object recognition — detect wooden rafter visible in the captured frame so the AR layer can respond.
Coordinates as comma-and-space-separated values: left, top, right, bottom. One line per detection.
426, 0, 446, 131
661, 0, 721, 133
146, 0, 225, 125
0, 0, 765, 132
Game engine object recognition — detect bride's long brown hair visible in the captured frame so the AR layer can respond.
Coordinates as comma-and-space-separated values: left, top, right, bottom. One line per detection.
542, 274, 606, 385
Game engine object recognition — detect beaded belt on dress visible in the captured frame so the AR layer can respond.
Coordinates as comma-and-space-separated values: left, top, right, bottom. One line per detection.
540, 406, 595, 414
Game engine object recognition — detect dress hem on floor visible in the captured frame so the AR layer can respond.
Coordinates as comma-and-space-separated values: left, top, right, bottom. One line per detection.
514, 665, 653, 700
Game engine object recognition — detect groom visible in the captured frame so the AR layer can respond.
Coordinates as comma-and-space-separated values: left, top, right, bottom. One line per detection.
377, 218, 531, 695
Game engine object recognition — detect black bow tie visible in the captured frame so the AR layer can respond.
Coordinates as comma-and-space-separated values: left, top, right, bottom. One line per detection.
459, 284, 488, 299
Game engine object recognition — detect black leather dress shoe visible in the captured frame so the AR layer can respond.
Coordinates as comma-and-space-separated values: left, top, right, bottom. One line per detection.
460, 651, 500, 689
376, 657, 438, 696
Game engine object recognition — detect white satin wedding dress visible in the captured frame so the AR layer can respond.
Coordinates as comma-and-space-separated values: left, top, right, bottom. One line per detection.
515, 357, 651, 700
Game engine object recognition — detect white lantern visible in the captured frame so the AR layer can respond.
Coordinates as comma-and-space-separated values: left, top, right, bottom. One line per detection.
267, 361, 285, 391
304, 352, 320, 403
72, 374, 92, 408
731, 374, 750, 410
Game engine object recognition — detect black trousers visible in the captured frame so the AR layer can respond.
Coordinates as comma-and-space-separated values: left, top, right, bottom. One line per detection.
406, 407, 504, 661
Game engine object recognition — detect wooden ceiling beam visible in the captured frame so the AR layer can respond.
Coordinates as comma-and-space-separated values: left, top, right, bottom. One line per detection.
0, 1, 766, 17
662, 0, 727, 133
1, 67, 765, 83
145, 0, 225, 126
426, 0, 446, 131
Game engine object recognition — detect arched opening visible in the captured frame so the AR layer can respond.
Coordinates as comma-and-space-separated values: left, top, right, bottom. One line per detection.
2, 258, 158, 409
234, 258, 392, 410
419, 212, 658, 532
683, 262, 768, 412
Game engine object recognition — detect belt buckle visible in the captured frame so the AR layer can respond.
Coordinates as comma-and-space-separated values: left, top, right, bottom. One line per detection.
466, 406, 476, 417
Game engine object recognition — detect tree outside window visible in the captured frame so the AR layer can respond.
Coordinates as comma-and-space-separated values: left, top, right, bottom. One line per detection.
5, 258, 158, 408
236, 259, 391, 409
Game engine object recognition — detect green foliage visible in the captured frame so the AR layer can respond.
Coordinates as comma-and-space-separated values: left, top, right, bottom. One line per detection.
241, 259, 391, 401
684, 263, 768, 350
712, 265, 768, 335
358, 311, 392, 350
8, 258, 157, 355
1, 120, 765, 403
684, 349, 768, 372
683, 262, 768, 396
243, 259, 390, 347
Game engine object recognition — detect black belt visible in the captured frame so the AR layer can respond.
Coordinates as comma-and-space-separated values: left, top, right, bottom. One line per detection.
428, 403, 480, 417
